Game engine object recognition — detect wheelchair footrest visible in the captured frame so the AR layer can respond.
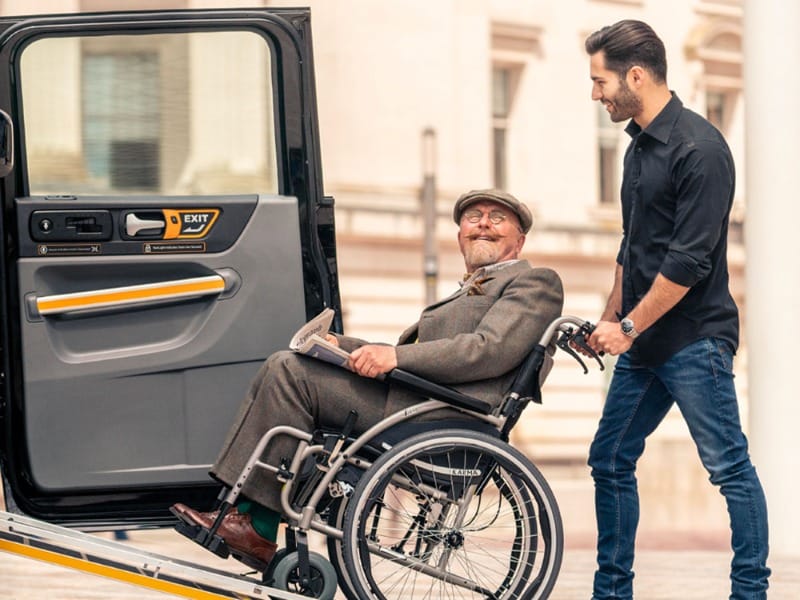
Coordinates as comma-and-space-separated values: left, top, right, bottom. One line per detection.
173, 520, 231, 560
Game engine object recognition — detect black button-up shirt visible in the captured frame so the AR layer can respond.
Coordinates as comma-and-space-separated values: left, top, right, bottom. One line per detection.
618, 93, 738, 366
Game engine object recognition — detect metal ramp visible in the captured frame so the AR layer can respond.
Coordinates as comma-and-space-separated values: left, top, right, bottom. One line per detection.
0, 510, 308, 599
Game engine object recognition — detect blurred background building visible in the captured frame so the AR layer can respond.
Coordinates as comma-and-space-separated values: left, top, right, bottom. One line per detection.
2, 0, 755, 546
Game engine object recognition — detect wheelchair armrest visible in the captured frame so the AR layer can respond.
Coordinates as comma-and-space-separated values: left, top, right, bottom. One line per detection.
385, 368, 492, 415
506, 344, 546, 404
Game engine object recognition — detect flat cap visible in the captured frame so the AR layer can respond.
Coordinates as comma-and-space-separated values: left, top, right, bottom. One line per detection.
452, 189, 533, 233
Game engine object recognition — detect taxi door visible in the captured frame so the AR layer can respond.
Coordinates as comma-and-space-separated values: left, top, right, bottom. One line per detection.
0, 8, 340, 528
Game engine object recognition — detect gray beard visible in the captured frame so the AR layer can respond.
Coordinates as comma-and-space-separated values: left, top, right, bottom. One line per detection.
464, 242, 499, 271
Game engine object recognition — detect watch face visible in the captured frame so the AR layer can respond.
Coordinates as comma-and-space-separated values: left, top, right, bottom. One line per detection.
621, 318, 637, 337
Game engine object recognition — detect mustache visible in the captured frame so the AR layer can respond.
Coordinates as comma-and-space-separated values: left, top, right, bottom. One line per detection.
465, 233, 500, 241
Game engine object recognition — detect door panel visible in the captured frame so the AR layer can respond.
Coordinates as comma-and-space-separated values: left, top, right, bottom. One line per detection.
19, 195, 306, 492
0, 9, 339, 525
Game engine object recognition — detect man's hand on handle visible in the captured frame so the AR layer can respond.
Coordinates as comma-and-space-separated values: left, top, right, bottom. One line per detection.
588, 320, 633, 356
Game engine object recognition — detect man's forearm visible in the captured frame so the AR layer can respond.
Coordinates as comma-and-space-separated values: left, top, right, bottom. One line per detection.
626, 273, 690, 333
589, 270, 690, 356
600, 263, 624, 322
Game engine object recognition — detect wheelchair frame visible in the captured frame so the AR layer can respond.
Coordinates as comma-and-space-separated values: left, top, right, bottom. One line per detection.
175, 315, 603, 600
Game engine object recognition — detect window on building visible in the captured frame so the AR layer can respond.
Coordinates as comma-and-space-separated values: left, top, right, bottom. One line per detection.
490, 22, 539, 192
686, 21, 743, 239
492, 66, 513, 190
83, 53, 160, 190
686, 25, 742, 135
706, 90, 724, 129
597, 103, 623, 205
703, 80, 739, 136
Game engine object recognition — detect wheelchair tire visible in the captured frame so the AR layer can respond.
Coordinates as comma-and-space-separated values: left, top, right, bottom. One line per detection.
261, 547, 291, 585
271, 550, 338, 599
325, 497, 360, 600
342, 429, 563, 600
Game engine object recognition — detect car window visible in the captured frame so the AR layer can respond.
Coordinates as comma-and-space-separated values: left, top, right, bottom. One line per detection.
19, 30, 278, 196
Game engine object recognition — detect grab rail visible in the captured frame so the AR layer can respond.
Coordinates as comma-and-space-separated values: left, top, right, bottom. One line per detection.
33, 274, 226, 317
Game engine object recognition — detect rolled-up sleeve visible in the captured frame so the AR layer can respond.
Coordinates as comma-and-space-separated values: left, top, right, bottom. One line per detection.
659, 139, 734, 287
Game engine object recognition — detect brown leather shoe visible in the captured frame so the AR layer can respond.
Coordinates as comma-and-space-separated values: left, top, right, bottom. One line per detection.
170, 502, 231, 528
215, 511, 278, 572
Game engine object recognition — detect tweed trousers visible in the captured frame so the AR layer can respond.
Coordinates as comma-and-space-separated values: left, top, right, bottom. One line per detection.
211, 351, 409, 511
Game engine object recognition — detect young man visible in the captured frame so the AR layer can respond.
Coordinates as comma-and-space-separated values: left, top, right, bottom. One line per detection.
584, 20, 770, 599
172, 189, 563, 572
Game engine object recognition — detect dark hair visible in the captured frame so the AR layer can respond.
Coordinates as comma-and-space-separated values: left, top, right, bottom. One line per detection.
585, 20, 667, 83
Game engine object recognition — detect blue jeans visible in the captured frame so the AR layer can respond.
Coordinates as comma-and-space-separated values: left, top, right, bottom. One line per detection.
588, 338, 770, 600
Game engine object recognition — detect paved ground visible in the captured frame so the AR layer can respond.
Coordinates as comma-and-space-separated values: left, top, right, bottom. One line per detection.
0, 527, 797, 599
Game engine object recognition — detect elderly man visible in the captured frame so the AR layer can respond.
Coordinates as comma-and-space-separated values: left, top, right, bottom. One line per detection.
172, 189, 563, 572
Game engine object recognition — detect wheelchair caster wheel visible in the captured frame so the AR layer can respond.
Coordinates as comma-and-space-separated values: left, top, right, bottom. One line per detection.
261, 547, 291, 585
271, 550, 338, 599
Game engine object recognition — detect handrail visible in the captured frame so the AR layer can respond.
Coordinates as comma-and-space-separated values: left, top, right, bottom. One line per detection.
34, 274, 226, 316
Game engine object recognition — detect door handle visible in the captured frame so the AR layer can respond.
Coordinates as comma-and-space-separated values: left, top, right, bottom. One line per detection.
31, 275, 227, 317
125, 213, 166, 237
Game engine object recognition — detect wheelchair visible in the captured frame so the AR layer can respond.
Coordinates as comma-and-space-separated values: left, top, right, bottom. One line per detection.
174, 315, 603, 600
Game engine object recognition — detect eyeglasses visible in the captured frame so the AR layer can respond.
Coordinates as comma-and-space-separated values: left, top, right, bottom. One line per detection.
462, 208, 508, 225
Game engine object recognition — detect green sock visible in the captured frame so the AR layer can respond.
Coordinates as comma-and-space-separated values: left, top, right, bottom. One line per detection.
237, 500, 281, 542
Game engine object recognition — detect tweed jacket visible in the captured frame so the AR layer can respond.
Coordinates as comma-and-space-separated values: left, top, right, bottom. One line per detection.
338, 260, 564, 416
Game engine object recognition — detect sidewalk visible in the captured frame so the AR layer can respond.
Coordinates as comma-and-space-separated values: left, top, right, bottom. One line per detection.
557, 547, 797, 599
0, 528, 797, 599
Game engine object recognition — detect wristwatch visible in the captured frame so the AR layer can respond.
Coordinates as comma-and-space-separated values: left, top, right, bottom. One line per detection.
620, 317, 640, 339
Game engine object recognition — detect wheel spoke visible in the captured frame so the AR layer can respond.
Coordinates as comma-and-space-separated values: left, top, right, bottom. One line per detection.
342, 430, 563, 599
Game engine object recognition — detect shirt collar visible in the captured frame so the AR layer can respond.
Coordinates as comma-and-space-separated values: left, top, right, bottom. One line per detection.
460, 259, 520, 287
480, 259, 520, 274
625, 91, 683, 145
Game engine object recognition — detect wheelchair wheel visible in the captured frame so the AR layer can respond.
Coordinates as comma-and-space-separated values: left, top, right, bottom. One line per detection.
342, 429, 563, 600
271, 550, 338, 599
325, 497, 360, 600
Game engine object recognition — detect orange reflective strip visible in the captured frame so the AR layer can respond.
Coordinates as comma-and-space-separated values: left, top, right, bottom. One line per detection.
37, 276, 225, 315
0, 538, 234, 599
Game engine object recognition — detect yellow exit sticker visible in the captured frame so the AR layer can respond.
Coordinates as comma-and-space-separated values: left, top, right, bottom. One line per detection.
162, 209, 220, 239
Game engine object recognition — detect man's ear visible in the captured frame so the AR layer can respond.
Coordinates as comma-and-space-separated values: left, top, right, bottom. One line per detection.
515, 233, 526, 255
628, 65, 646, 88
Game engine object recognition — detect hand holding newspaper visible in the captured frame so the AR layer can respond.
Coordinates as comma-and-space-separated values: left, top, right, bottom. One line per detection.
289, 309, 491, 413
289, 308, 350, 368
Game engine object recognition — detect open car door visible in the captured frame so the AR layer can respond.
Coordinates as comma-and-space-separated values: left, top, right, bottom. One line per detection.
0, 8, 340, 528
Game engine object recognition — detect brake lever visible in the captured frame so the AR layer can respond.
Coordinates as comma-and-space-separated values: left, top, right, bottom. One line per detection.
556, 322, 605, 374
572, 322, 605, 372
557, 328, 589, 374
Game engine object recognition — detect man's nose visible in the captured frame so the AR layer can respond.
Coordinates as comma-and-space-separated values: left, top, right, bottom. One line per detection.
591, 87, 603, 101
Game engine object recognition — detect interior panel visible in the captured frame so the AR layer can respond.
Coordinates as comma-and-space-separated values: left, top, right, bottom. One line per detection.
17, 195, 307, 491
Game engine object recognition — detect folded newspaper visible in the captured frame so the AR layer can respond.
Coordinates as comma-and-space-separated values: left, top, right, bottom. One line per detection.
289, 308, 350, 367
